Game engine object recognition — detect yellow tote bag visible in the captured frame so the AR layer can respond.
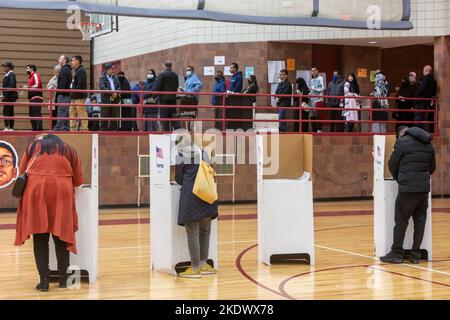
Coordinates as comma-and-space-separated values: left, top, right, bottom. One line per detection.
193, 160, 218, 204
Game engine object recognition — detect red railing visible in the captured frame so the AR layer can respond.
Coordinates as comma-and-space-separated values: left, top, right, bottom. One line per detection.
0, 87, 438, 136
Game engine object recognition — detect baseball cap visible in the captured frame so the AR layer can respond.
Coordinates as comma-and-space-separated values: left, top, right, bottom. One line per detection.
104, 63, 115, 70
2, 61, 14, 69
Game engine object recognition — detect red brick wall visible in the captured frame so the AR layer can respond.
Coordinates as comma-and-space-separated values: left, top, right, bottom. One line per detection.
382, 45, 434, 93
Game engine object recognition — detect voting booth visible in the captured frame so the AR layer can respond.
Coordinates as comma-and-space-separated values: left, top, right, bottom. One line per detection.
149, 134, 218, 275
49, 134, 99, 284
373, 135, 432, 260
256, 132, 315, 265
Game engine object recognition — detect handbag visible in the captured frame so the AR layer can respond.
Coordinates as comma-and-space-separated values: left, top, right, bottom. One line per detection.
192, 153, 218, 204
12, 155, 38, 198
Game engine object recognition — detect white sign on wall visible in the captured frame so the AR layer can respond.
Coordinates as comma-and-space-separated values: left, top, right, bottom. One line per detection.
204, 66, 215, 76
214, 56, 225, 65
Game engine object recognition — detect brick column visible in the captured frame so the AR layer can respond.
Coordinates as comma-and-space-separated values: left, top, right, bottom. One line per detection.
433, 36, 450, 195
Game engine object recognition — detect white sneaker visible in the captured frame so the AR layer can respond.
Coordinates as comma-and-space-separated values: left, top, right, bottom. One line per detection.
3, 128, 9, 131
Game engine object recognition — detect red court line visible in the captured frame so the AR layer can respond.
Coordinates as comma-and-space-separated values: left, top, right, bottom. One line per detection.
2, 207, 450, 230
278, 264, 450, 300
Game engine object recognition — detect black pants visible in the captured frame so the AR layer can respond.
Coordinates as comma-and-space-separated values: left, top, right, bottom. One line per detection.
33, 233, 70, 278
29, 99, 43, 131
329, 107, 343, 132
100, 102, 119, 131
345, 122, 355, 132
3, 104, 14, 129
159, 99, 179, 132
180, 96, 198, 131
392, 192, 428, 254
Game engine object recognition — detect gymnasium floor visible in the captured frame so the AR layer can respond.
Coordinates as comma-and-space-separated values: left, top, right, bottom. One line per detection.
1, 199, 450, 300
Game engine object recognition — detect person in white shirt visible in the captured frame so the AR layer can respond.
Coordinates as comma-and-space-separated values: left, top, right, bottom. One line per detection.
309, 67, 324, 132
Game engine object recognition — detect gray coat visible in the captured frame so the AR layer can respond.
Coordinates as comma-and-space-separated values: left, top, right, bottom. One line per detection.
175, 149, 218, 226
326, 79, 344, 107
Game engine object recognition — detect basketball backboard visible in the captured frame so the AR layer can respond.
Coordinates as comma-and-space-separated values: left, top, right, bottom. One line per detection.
83, 0, 118, 38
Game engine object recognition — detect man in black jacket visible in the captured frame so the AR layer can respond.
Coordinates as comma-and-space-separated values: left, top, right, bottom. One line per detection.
70, 55, 88, 131
276, 69, 292, 132
326, 71, 345, 132
414, 65, 437, 132
53, 55, 72, 131
156, 61, 179, 132
2, 62, 18, 131
99, 63, 121, 131
381, 126, 436, 264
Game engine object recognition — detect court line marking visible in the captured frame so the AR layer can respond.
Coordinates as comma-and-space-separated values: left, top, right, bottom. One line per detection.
315, 244, 450, 277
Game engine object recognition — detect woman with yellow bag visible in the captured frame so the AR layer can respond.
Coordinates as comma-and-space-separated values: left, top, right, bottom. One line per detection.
175, 134, 218, 279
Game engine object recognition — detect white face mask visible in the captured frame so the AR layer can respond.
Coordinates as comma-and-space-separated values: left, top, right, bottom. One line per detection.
147, 74, 154, 79
186, 71, 192, 77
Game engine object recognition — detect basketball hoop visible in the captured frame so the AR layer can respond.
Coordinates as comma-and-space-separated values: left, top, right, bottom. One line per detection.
78, 22, 103, 41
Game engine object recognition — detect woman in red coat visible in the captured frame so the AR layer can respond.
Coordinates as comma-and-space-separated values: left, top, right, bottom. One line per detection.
15, 134, 83, 292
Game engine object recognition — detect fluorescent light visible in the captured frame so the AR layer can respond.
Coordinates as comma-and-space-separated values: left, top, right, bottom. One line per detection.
368, 41, 377, 44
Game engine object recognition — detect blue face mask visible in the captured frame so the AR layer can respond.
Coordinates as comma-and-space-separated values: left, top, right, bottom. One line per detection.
332, 74, 338, 81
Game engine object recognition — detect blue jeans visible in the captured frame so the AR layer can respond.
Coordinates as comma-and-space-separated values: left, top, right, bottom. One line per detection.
53, 95, 70, 131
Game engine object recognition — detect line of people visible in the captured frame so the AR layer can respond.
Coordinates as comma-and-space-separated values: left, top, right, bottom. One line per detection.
2, 58, 437, 133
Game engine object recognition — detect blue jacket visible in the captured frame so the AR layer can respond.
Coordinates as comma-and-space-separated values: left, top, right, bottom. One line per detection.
212, 78, 226, 105
184, 73, 202, 93
230, 71, 243, 93
143, 78, 159, 113
131, 83, 142, 105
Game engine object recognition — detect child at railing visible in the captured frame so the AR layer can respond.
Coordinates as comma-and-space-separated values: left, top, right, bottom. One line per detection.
87, 95, 101, 131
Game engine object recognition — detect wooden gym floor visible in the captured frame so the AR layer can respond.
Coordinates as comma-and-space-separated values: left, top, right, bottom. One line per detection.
1, 199, 450, 300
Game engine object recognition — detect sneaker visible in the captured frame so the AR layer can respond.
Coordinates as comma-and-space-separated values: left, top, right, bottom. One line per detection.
178, 267, 201, 279
2, 128, 9, 131
380, 251, 404, 264
200, 263, 217, 275
406, 250, 421, 264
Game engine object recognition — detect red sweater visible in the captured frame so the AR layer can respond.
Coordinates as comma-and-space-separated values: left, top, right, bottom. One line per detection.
27, 71, 43, 100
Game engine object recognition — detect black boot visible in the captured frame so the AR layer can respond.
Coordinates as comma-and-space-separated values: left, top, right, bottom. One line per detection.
59, 273, 69, 288
36, 274, 49, 292
380, 250, 404, 264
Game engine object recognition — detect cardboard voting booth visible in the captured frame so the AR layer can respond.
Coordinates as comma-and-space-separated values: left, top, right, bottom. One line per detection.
256, 133, 315, 265
149, 134, 218, 275
49, 134, 99, 284
373, 135, 432, 259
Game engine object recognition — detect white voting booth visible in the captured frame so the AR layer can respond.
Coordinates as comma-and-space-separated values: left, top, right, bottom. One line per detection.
150, 134, 218, 275
257, 132, 315, 265
373, 135, 432, 260
49, 134, 99, 284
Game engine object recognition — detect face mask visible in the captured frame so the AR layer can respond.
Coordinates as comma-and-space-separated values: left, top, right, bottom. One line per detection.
186, 71, 192, 77
215, 76, 221, 81
332, 74, 338, 81
147, 74, 154, 79
26, 70, 31, 75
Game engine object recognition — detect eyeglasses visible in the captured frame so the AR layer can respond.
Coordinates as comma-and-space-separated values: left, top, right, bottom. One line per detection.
0, 156, 14, 167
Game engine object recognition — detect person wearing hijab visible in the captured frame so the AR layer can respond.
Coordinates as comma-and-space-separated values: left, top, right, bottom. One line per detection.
371, 72, 389, 133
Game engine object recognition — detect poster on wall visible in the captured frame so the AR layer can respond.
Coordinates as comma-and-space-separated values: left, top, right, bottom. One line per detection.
214, 56, 225, 65
0, 140, 19, 189
204, 66, 215, 76
296, 70, 312, 85
268, 61, 286, 83
358, 68, 368, 78
245, 66, 255, 79
271, 83, 279, 107
224, 66, 232, 76
287, 59, 296, 71
370, 70, 377, 82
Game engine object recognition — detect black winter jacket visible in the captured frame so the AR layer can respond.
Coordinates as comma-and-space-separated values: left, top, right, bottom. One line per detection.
99, 72, 121, 104
156, 68, 179, 101
71, 65, 87, 100
57, 64, 73, 97
388, 127, 436, 193
2, 71, 18, 101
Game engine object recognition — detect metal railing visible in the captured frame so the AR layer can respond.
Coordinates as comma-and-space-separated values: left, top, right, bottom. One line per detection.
0, 87, 438, 136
